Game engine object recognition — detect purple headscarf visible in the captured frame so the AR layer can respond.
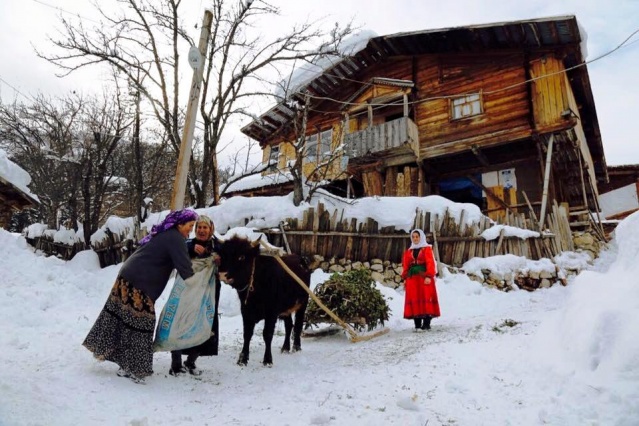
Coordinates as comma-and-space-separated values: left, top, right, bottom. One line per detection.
138, 209, 198, 246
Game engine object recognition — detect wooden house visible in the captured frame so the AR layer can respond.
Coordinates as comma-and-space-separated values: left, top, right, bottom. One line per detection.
598, 165, 639, 221
239, 16, 607, 227
0, 175, 39, 229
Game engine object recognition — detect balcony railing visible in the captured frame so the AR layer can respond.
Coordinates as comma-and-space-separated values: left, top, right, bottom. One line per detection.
343, 116, 419, 158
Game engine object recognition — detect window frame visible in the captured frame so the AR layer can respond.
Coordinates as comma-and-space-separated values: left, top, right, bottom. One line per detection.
318, 129, 333, 160
265, 145, 281, 172
450, 92, 483, 120
305, 134, 318, 162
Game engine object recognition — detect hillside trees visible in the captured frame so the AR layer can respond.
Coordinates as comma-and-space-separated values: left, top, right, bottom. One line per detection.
0, 92, 133, 244
0, 94, 86, 229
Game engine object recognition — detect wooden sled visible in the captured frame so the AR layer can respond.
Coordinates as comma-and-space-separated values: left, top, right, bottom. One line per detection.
260, 240, 390, 343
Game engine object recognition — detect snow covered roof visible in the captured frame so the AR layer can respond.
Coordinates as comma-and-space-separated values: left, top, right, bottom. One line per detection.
0, 149, 39, 209
223, 171, 294, 195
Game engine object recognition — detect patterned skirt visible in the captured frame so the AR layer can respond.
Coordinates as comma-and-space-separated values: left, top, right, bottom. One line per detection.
83, 277, 156, 378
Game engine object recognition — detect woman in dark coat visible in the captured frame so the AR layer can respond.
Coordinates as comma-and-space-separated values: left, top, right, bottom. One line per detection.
83, 209, 198, 384
169, 214, 222, 376
401, 229, 441, 331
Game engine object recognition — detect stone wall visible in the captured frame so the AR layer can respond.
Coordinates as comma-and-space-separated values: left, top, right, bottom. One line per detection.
308, 231, 604, 292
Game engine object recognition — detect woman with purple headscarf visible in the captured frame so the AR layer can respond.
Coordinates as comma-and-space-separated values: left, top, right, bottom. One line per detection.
83, 209, 198, 384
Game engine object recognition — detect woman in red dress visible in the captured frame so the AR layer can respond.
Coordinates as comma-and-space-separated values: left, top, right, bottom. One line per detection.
402, 229, 440, 331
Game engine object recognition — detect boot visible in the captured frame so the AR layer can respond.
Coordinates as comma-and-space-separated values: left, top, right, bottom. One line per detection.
169, 364, 187, 376
421, 316, 431, 330
413, 318, 422, 331
169, 351, 186, 376
184, 357, 202, 376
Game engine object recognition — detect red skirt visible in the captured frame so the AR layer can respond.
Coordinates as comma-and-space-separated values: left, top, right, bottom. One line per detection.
404, 274, 440, 319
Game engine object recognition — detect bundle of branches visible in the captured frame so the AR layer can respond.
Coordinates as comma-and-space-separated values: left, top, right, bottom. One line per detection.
305, 269, 391, 332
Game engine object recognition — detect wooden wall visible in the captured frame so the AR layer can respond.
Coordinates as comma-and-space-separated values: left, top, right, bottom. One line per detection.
529, 55, 570, 131
414, 53, 532, 158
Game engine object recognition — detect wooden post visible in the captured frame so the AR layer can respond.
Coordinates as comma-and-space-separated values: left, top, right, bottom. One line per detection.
279, 221, 292, 254
522, 191, 539, 231
170, 10, 213, 211
403, 93, 408, 117
538, 134, 554, 230
576, 147, 590, 228
367, 103, 373, 128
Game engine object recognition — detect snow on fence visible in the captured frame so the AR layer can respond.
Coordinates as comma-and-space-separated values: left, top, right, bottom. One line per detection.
29, 200, 574, 269
258, 200, 573, 267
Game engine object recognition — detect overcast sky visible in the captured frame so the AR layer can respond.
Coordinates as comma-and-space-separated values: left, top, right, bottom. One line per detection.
1, 0, 638, 167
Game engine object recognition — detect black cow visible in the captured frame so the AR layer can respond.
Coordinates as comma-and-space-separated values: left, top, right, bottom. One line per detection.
217, 236, 310, 366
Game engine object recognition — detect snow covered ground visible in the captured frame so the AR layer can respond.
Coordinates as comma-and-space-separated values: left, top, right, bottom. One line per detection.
1, 212, 638, 425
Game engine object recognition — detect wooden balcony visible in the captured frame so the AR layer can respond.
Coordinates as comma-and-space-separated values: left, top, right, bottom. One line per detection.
343, 116, 419, 159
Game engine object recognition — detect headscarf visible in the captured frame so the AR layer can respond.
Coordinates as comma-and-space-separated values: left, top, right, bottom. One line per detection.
138, 209, 199, 246
408, 229, 429, 249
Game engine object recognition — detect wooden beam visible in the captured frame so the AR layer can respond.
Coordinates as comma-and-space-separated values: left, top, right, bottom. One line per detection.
423, 156, 533, 180
465, 175, 515, 214
471, 144, 490, 166
522, 190, 540, 231
538, 134, 555, 230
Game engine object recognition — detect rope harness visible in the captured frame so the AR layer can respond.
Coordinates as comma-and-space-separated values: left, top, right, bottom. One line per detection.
243, 257, 257, 305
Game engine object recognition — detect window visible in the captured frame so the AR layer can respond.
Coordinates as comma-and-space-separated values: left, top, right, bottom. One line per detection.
451, 93, 482, 120
268, 145, 279, 170
319, 129, 332, 159
304, 128, 333, 163
305, 134, 318, 162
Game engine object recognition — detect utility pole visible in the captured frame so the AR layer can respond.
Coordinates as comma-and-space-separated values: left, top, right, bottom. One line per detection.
133, 69, 143, 222
169, 9, 213, 211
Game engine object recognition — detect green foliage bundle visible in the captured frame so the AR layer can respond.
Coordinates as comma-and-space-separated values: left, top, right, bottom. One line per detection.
305, 269, 391, 332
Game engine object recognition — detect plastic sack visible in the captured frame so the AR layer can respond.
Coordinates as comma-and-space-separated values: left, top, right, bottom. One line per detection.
153, 257, 217, 352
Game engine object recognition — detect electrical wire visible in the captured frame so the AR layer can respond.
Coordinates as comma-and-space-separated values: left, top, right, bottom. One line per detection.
290, 27, 639, 109
31, 0, 102, 25
0, 76, 35, 102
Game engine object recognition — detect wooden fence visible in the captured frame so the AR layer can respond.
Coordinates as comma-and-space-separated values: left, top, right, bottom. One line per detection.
29, 200, 574, 268
260, 200, 574, 267
31, 227, 136, 268
32, 237, 87, 260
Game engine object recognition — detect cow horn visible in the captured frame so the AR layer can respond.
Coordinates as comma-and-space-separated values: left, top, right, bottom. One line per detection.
251, 235, 262, 248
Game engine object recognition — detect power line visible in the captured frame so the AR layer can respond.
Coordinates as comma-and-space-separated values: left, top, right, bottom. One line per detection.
31, 0, 102, 25
292, 27, 639, 110
0, 76, 35, 102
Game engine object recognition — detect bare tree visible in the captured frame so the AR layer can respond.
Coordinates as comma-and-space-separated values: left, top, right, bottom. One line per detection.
40, 0, 353, 209
276, 92, 349, 206
0, 91, 133, 244
0, 94, 84, 228
113, 127, 179, 215
79, 88, 133, 244
217, 136, 263, 198
37, 0, 194, 209
194, 0, 353, 206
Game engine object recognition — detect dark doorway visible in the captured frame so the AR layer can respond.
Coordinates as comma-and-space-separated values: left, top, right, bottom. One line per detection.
437, 175, 483, 209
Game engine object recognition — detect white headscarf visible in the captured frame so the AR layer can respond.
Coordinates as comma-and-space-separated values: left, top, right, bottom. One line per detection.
408, 229, 429, 249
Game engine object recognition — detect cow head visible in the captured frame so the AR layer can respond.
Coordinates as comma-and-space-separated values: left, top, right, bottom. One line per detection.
217, 235, 261, 290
